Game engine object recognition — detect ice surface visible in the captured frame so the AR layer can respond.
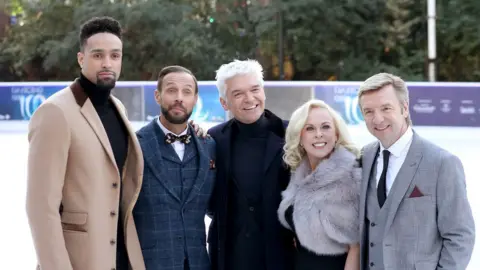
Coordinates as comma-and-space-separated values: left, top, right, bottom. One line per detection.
1, 122, 479, 269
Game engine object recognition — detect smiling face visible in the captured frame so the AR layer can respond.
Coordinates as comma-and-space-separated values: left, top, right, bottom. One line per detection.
300, 107, 338, 169
360, 84, 409, 148
77, 32, 122, 88
220, 73, 266, 124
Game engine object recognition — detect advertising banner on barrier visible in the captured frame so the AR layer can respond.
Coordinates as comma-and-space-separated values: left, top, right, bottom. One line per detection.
408, 85, 479, 126
1, 81, 479, 127
0, 85, 64, 121
0, 82, 227, 123
314, 83, 364, 125
143, 84, 227, 123
314, 83, 480, 127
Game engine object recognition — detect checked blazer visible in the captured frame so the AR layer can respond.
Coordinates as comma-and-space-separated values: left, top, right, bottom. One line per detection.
133, 119, 216, 270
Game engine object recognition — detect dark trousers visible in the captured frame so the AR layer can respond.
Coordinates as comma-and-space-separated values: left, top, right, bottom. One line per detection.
184, 258, 190, 270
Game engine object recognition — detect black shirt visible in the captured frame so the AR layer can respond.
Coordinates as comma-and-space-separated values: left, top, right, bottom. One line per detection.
227, 114, 269, 270
79, 73, 129, 269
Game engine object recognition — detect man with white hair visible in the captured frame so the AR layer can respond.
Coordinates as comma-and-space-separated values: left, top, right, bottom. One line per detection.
207, 59, 295, 270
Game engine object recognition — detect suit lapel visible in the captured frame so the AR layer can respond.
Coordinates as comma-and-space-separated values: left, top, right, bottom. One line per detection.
263, 132, 284, 173
140, 121, 181, 202
383, 133, 423, 236
182, 131, 197, 164
162, 145, 183, 164
110, 98, 143, 179
359, 142, 379, 234
218, 123, 233, 178
80, 99, 118, 175
185, 132, 210, 205
110, 98, 145, 227
70, 80, 118, 175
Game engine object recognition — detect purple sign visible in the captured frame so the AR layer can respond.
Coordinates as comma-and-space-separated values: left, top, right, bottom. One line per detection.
314, 83, 480, 127
408, 85, 480, 126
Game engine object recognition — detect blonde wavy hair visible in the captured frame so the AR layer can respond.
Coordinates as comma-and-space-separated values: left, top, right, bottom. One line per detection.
283, 99, 360, 170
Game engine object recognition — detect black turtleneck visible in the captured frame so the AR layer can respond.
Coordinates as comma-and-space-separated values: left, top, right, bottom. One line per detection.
231, 114, 269, 199
79, 73, 128, 173
79, 73, 129, 270
227, 114, 269, 270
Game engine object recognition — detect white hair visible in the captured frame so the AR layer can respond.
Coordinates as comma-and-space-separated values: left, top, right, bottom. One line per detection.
215, 59, 264, 99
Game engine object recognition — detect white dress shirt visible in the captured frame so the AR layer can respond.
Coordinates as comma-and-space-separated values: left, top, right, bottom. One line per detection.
376, 127, 414, 195
157, 118, 188, 161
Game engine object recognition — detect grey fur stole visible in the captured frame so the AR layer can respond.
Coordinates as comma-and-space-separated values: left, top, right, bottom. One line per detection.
278, 145, 362, 255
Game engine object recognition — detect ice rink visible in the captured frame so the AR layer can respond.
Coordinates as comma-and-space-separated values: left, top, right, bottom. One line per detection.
1, 121, 479, 269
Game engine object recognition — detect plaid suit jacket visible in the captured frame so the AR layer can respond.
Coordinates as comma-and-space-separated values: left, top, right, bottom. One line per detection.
134, 119, 216, 270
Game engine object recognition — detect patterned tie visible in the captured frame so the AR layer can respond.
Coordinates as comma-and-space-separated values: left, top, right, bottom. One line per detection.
165, 133, 191, 144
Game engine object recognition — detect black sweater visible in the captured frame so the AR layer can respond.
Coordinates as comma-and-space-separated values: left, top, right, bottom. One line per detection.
227, 114, 269, 270
79, 74, 129, 269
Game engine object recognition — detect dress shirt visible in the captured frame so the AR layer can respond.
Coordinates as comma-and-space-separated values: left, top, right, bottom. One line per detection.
376, 126, 414, 195
157, 117, 188, 160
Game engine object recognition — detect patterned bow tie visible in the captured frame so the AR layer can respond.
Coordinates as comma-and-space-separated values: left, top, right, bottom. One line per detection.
165, 133, 191, 144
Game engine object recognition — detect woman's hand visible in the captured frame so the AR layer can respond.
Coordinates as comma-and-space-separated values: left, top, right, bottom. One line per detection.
344, 244, 360, 270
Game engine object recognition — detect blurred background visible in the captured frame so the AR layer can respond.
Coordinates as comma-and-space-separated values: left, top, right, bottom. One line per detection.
0, 0, 479, 269
1, 0, 479, 82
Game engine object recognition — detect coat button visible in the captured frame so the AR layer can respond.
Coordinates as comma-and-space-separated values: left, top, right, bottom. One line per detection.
110, 211, 116, 217
110, 239, 116, 245
370, 242, 374, 247
370, 262, 375, 267
249, 207, 254, 212
112, 182, 118, 188
371, 222, 376, 227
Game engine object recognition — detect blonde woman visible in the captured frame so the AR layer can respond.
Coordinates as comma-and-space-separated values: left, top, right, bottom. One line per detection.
278, 99, 361, 270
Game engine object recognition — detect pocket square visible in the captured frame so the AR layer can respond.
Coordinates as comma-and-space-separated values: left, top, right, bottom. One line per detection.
409, 186, 424, 198
209, 160, 216, 170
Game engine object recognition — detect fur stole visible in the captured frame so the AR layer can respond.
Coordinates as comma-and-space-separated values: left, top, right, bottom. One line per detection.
277, 145, 362, 255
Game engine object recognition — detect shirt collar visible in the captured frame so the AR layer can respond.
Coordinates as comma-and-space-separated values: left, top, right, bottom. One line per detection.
157, 117, 188, 137
380, 126, 413, 158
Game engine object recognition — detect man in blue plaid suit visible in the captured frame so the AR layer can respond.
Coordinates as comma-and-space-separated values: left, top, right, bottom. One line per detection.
133, 66, 216, 270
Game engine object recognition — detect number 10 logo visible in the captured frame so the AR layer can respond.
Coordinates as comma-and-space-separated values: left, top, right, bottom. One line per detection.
15, 94, 46, 120
343, 95, 364, 125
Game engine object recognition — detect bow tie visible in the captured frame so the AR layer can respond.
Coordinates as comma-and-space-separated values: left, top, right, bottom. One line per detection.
165, 133, 191, 144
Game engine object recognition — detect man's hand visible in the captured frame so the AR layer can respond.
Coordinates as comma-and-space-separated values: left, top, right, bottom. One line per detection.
189, 120, 209, 138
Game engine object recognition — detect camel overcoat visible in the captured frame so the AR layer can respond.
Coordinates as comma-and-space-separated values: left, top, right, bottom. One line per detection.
26, 79, 145, 270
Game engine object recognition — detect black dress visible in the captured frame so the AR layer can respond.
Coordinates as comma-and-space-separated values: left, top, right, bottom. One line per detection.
285, 205, 347, 270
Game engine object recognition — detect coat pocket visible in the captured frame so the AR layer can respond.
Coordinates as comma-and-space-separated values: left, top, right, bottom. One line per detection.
61, 211, 88, 233
415, 261, 437, 270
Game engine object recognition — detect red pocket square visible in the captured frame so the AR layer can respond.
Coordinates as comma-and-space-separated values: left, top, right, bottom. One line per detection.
409, 186, 424, 198
209, 160, 216, 170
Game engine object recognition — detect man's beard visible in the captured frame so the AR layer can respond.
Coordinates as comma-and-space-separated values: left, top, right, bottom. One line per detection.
161, 104, 193, 124
96, 72, 117, 90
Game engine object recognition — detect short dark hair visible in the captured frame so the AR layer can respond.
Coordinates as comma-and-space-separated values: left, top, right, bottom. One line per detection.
157, 66, 198, 94
79, 16, 122, 51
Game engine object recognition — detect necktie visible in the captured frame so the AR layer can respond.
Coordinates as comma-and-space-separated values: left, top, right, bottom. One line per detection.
165, 133, 191, 144
377, 150, 390, 208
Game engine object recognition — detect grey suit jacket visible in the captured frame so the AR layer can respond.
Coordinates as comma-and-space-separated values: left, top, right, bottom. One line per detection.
359, 132, 475, 270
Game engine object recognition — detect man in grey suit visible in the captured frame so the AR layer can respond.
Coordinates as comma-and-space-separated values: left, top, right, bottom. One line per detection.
357, 72, 475, 270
